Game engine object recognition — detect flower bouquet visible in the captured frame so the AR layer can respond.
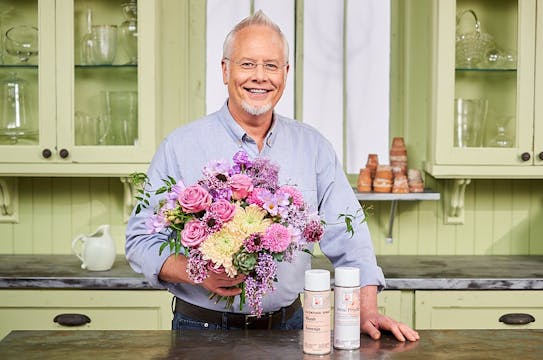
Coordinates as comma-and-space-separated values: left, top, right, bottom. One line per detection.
133, 151, 327, 316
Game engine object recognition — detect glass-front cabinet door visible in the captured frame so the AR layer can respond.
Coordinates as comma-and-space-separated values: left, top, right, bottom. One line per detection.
0, 0, 156, 176
425, 0, 542, 178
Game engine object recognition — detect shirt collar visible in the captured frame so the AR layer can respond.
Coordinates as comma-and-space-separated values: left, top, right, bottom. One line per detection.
218, 100, 277, 149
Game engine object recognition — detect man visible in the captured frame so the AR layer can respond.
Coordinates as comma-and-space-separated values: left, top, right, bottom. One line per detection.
126, 10, 419, 342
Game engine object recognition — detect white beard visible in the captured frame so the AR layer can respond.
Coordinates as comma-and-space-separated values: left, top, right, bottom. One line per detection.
241, 101, 272, 116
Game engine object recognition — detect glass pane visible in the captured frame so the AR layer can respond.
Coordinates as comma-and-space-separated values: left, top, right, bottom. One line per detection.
0, 0, 39, 145
454, 0, 518, 148
73, 0, 138, 146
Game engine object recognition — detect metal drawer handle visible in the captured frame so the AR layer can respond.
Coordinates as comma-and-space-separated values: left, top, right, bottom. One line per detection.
53, 313, 91, 327
499, 313, 535, 325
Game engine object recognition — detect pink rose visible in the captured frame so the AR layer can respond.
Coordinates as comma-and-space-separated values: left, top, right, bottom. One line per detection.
208, 199, 236, 223
181, 219, 208, 247
178, 185, 212, 213
229, 174, 254, 200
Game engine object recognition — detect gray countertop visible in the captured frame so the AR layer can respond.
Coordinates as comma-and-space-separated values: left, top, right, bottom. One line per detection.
1, 329, 542, 359
0, 254, 542, 290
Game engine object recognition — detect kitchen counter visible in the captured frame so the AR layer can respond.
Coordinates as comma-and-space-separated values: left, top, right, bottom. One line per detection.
0, 329, 541, 359
0, 254, 542, 290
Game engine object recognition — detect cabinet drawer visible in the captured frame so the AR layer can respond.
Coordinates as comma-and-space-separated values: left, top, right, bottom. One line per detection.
416, 290, 543, 329
0, 290, 173, 340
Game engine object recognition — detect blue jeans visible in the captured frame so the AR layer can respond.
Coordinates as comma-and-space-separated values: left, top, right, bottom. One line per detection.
172, 307, 304, 330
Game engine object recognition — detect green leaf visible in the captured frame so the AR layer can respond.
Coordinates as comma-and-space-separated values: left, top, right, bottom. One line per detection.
159, 241, 168, 255
155, 186, 168, 195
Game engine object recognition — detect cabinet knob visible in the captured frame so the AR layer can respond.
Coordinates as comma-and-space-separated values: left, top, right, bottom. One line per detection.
59, 148, 70, 159
520, 152, 531, 161
499, 313, 535, 325
53, 313, 91, 327
42, 149, 52, 159
539, 152, 543, 161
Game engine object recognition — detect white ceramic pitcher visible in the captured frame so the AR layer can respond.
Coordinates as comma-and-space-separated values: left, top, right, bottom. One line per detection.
71, 224, 116, 271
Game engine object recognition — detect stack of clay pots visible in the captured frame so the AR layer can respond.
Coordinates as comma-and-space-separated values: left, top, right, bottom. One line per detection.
373, 165, 393, 193
390, 137, 408, 176
357, 154, 379, 192
356, 139, 425, 193
407, 169, 424, 192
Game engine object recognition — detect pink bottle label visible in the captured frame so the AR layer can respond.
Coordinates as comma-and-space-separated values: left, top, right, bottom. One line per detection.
303, 290, 331, 355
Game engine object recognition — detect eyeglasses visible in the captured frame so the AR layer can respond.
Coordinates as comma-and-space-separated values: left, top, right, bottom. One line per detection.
224, 58, 287, 73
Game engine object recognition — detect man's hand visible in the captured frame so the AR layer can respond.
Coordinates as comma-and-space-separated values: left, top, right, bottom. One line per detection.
158, 254, 245, 296
360, 285, 419, 342
360, 310, 420, 342
201, 271, 246, 296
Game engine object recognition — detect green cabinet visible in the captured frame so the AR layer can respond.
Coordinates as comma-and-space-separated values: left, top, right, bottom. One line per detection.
0, 289, 172, 340
0, 0, 157, 176
415, 290, 543, 329
424, 0, 543, 178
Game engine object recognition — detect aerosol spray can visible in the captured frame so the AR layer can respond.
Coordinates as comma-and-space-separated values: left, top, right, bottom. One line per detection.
303, 269, 331, 355
333, 266, 360, 350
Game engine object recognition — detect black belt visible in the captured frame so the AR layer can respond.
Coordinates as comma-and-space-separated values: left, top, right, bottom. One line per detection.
174, 296, 301, 330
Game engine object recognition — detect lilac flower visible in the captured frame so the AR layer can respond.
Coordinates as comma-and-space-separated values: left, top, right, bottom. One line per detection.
186, 249, 209, 283
246, 157, 279, 190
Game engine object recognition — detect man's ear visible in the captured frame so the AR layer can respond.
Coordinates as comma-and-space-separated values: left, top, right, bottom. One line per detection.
221, 60, 229, 84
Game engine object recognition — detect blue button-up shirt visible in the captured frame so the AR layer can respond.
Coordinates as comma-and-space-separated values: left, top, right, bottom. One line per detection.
125, 102, 385, 313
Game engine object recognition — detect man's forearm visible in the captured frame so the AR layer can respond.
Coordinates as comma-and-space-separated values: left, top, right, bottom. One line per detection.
158, 254, 191, 283
360, 285, 378, 312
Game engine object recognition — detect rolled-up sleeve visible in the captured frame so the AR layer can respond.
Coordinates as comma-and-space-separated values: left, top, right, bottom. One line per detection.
125, 137, 181, 288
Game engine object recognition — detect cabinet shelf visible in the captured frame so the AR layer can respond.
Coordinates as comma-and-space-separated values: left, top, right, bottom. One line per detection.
455, 67, 517, 72
0, 65, 38, 69
354, 188, 440, 243
75, 64, 138, 69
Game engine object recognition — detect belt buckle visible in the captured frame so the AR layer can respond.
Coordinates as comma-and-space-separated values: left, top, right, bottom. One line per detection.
244, 313, 273, 330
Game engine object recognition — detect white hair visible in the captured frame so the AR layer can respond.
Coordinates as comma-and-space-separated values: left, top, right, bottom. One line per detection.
222, 10, 289, 62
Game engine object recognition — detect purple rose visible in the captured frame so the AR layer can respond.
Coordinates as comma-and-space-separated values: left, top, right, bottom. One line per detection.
178, 185, 212, 213
229, 174, 254, 200
208, 199, 236, 223
181, 219, 208, 247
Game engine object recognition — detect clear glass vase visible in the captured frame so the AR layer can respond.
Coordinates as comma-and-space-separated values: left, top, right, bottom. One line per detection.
119, 1, 138, 65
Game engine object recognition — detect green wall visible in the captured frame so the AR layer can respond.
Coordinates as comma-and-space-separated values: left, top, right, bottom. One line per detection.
1, 0, 542, 255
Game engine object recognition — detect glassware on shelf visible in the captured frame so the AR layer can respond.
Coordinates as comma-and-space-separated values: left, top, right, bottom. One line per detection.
87, 25, 117, 65
103, 90, 138, 145
4, 25, 39, 63
486, 115, 514, 148
119, 0, 138, 64
79, 6, 94, 65
0, 73, 37, 144
74, 110, 98, 145
454, 98, 488, 147
455, 9, 494, 68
